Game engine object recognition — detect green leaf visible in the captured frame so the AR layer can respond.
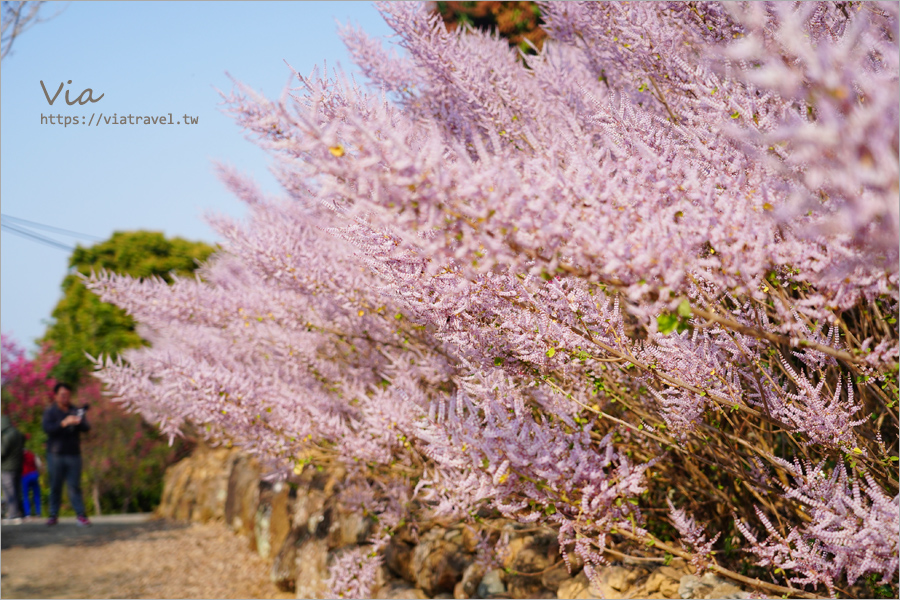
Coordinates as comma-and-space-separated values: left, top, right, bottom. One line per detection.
493, 357, 504, 366
546, 347, 556, 358
657, 313, 679, 334
677, 299, 692, 318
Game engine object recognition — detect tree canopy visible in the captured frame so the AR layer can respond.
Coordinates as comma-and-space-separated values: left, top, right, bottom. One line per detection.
43, 231, 216, 385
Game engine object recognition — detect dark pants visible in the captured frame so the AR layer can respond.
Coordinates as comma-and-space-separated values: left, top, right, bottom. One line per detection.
22, 471, 41, 516
47, 453, 86, 517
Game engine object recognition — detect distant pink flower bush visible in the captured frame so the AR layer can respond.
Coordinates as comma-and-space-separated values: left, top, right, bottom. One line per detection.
1, 333, 59, 422
87, 2, 898, 597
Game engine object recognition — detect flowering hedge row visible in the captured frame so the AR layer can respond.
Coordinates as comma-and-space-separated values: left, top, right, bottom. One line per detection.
88, 3, 898, 597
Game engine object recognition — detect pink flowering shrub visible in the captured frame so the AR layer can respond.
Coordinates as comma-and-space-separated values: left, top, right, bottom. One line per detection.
1, 333, 59, 424
87, 2, 897, 597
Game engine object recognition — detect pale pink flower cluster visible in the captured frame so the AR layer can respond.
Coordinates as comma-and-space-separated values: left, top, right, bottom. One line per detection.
737, 460, 899, 597
667, 498, 722, 572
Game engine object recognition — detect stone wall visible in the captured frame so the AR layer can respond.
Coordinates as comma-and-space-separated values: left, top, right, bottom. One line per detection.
157, 445, 751, 599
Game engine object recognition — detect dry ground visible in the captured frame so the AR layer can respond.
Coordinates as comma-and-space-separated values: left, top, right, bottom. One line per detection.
0, 516, 293, 599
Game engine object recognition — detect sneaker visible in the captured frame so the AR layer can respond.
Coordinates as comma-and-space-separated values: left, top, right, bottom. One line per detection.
76, 515, 91, 527
46, 516, 58, 526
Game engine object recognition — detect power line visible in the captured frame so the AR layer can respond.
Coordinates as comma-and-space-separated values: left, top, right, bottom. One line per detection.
1, 213, 102, 241
1, 222, 75, 251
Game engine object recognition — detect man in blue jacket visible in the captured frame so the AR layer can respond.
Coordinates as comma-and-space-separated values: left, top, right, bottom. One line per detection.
42, 382, 91, 526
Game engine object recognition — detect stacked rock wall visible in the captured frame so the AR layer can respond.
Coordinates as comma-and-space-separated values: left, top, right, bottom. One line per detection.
157, 445, 751, 599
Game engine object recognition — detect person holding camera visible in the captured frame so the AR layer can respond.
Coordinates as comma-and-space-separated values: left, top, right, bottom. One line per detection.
42, 382, 91, 526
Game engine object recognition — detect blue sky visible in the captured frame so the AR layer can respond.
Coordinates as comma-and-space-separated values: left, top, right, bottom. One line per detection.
1, 1, 395, 351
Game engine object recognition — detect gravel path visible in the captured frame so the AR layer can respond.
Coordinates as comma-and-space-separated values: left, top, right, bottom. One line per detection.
0, 516, 293, 599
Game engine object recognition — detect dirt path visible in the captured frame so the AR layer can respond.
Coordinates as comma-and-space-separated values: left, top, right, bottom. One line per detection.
0, 516, 293, 599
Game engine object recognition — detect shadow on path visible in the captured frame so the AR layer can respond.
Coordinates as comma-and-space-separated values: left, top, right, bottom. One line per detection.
0, 514, 187, 550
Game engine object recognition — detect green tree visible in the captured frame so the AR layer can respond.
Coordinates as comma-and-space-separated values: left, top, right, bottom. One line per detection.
43, 231, 216, 385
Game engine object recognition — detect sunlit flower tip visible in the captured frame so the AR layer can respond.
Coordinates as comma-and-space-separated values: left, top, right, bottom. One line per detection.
329, 145, 345, 157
